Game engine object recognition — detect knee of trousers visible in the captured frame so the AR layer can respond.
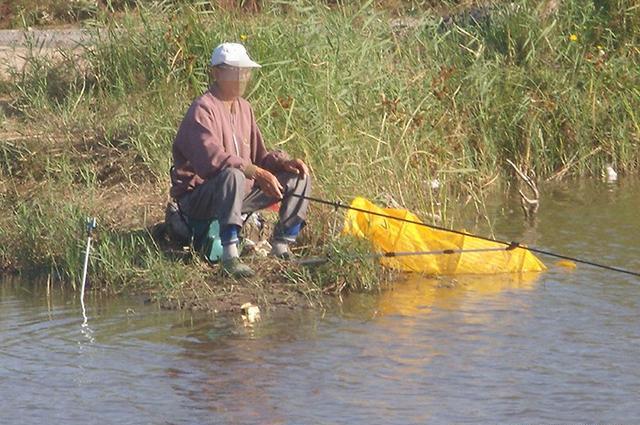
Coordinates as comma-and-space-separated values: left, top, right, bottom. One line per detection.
200, 167, 245, 208
217, 167, 246, 193
218, 167, 246, 183
282, 172, 311, 189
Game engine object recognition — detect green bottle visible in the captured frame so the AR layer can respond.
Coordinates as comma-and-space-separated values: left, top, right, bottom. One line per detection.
190, 218, 224, 262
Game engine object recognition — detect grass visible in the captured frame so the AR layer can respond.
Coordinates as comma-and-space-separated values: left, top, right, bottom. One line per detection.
0, 0, 97, 28
0, 0, 638, 308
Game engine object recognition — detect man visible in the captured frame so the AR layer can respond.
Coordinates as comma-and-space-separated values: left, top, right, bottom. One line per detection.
170, 42, 311, 278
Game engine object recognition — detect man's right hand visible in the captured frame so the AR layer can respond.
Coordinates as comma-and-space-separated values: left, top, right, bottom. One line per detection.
254, 167, 284, 199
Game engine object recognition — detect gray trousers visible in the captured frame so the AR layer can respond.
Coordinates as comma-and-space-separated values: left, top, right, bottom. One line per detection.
177, 168, 311, 240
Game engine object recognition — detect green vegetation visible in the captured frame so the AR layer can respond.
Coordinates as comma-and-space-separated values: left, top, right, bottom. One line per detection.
0, 0, 638, 309
0, 0, 101, 28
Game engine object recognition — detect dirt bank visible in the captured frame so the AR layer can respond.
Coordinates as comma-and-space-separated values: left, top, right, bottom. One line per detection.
0, 28, 92, 78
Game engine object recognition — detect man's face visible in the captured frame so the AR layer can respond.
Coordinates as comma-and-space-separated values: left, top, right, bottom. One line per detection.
212, 65, 253, 98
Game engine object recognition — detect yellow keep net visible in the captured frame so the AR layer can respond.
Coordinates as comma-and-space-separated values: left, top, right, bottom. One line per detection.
342, 197, 546, 275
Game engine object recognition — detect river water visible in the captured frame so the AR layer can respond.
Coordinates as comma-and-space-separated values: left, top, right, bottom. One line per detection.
1, 180, 639, 424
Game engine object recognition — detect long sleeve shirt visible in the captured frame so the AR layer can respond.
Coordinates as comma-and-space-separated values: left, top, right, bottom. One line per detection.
170, 87, 289, 199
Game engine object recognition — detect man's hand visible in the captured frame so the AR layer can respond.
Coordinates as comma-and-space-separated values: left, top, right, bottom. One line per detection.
282, 158, 309, 177
254, 167, 284, 199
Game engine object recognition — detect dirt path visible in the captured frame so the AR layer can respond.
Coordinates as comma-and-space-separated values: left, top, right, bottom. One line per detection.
0, 28, 93, 77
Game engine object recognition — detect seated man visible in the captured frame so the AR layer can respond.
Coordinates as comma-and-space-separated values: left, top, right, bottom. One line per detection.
170, 42, 311, 278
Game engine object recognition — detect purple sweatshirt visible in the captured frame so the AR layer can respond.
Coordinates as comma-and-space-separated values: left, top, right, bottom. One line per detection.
170, 87, 289, 199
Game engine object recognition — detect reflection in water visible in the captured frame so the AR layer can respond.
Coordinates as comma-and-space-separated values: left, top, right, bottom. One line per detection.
375, 273, 542, 317
1, 180, 640, 424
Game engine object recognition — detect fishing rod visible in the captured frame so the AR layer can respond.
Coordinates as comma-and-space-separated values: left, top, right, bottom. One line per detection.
296, 246, 516, 267
285, 193, 640, 278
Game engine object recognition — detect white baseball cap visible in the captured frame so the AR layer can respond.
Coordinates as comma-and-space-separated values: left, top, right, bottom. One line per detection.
210, 42, 261, 68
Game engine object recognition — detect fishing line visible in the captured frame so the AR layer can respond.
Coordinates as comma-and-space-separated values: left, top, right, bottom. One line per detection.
285, 193, 640, 278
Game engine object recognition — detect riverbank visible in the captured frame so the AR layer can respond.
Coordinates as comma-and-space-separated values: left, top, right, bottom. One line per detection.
1, 0, 638, 313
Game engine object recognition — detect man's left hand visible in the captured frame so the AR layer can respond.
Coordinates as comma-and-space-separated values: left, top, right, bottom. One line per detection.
282, 159, 309, 177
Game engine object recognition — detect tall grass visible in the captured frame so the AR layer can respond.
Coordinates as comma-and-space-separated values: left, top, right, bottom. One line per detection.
76, 0, 639, 190
1, 0, 638, 293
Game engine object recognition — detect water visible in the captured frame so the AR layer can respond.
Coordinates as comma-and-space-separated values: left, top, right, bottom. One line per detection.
2, 180, 639, 424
